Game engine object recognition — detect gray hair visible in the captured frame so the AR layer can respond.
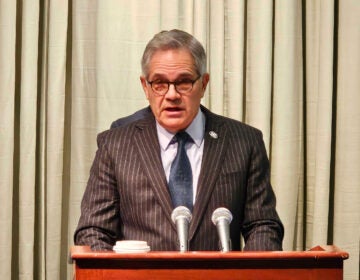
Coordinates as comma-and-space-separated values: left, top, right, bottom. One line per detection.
141, 29, 207, 77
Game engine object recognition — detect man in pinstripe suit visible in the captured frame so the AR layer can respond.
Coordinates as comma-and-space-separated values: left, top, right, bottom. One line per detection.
74, 30, 284, 251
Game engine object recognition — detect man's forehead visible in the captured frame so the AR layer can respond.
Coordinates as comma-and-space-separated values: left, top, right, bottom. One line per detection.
146, 49, 197, 77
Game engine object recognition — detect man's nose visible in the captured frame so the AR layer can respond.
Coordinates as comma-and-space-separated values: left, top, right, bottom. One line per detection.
165, 84, 180, 99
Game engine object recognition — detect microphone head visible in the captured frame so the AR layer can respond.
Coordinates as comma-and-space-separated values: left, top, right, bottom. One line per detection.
211, 207, 233, 225
171, 206, 192, 224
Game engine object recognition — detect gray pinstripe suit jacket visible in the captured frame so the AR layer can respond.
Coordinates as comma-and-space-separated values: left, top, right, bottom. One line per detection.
74, 106, 284, 251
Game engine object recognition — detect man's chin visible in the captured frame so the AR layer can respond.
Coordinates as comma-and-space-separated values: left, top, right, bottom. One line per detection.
160, 120, 189, 133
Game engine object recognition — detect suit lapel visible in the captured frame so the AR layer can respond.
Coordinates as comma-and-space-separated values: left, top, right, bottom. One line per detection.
189, 109, 229, 239
132, 116, 176, 229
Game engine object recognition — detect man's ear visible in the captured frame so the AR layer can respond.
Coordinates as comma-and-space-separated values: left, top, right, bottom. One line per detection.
140, 76, 150, 99
201, 73, 210, 91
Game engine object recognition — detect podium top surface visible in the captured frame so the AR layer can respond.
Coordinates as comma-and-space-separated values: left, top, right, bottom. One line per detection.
71, 245, 349, 261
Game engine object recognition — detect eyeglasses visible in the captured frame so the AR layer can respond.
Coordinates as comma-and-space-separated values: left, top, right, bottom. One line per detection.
147, 75, 201, 96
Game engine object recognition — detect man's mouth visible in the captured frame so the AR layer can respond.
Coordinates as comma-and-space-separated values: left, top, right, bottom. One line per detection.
165, 107, 182, 112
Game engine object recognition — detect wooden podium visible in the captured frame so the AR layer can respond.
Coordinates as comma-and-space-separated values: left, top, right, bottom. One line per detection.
71, 245, 348, 280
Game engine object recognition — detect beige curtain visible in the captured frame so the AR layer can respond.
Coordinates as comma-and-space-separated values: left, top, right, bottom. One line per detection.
1, 0, 359, 279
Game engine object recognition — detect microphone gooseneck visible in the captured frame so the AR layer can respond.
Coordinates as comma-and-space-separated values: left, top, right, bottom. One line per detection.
171, 206, 192, 252
211, 207, 233, 252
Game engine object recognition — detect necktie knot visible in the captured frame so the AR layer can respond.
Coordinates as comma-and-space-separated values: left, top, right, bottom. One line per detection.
173, 131, 192, 145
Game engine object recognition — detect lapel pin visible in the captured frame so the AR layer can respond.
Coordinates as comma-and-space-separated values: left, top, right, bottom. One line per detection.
209, 131, 218, 139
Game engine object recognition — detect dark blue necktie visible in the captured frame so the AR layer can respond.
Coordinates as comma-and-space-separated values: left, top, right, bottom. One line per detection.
168, 132, 193, 211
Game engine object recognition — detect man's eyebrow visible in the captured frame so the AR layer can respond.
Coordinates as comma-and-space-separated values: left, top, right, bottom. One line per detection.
149, 74, 166, 80
176, 74, 195, 79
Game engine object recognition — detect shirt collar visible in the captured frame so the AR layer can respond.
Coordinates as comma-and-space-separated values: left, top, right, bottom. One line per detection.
156, 109, 205, 151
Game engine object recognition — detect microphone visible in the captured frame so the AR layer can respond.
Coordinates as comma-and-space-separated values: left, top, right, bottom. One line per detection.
171, 206, 192, 252
211, 207, 233, 252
